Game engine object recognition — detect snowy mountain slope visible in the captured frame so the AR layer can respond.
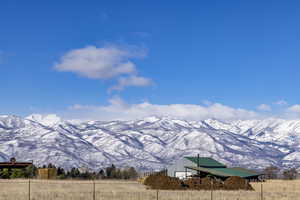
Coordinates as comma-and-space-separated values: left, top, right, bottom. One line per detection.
0, 115, 299, 170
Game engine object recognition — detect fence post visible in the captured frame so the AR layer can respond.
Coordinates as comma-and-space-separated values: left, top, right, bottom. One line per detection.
28, 179, 31, 200
210, 180, 213, 200
260, 182, 263, 200
93, 180, 96, 200
156, 190, 159, 200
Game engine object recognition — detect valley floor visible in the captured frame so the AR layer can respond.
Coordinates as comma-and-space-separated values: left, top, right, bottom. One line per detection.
0, 179, 299, 200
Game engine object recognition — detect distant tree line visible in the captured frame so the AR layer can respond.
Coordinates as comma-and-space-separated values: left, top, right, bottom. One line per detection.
263, 165, 298, 180
0, 163, 138, 180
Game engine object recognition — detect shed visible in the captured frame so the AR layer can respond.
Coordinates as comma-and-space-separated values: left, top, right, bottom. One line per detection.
167, 156, 225, 179
167, 156, 262, 180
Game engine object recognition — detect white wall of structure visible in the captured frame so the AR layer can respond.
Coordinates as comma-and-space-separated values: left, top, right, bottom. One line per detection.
167, 157, 197, 179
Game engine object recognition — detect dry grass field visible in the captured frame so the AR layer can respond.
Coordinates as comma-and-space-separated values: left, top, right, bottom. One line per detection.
0, 179, 299, 200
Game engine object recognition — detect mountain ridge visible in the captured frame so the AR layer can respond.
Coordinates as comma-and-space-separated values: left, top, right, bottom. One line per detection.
0, 114, 299, 171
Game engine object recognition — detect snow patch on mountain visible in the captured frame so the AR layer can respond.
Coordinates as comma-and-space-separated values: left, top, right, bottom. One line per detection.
25, 114, 62, 126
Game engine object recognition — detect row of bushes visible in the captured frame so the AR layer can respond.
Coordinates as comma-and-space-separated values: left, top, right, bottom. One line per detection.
0, 165, 37, 179
0, 164, 138, 180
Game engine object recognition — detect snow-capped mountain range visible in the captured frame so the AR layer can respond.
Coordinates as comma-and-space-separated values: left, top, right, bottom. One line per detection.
1, 114, 300, 171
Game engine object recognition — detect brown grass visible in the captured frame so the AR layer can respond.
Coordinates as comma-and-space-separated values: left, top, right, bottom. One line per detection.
0, 179, 299, 200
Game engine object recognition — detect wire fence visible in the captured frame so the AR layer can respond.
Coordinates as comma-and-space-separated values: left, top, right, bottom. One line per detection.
0, 179, 300, 200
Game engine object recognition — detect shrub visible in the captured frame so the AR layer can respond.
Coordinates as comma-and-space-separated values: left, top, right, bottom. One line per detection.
0, 168, 10, 179
10, 169, 25, 179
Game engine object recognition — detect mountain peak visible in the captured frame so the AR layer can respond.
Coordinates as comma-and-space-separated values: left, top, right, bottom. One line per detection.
25, 114, 62, 126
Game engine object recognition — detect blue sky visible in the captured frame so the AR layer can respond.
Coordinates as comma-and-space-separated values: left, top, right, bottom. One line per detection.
1, 0, 300, 120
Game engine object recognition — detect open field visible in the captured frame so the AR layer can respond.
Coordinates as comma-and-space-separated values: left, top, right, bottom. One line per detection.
0, 179, 300, 200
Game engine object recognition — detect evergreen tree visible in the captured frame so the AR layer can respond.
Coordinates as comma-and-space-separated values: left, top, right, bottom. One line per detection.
106, 164, 116, 178
57, 167, 66, 179
24, 164, 37, 178
70, 167, 80, 178
128, 167, 138, 179
98, 169, 105, 179
47, 163, 55, 168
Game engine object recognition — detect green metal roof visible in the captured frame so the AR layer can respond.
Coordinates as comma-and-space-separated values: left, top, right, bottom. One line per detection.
231, 167, 263, 175
184, 157, 226, 168
185, 166, 261, 178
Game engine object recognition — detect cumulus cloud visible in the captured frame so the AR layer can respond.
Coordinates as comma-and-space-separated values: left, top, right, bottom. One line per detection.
65, 96, 259, 121
257, 104, 271, 111
287, 105, 300, 113
280, 104, 300, 119
54, 45, 151, 90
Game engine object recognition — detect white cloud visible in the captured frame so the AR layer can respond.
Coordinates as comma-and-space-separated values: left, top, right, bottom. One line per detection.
109, 75, 152, 91
54, 46, 138, 79
274, 100, 288, 105
257, 104, 271, 111
65, 96, 259, 121
287, 105, 300, 113
281, 104, 300, 119
54, 45, 151, 90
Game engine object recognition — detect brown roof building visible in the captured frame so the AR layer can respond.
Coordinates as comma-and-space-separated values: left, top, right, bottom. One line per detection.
0, 157, 32, 169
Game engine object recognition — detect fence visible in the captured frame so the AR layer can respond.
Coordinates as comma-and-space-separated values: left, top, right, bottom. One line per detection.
0, 179, 300, 200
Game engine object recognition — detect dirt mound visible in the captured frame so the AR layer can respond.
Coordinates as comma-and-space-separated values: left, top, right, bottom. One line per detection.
184, 178, 201, 189
143, 175, 253, 191
224, 176, 253, 190
144, 174, 184, 190
184, 177, 224, 190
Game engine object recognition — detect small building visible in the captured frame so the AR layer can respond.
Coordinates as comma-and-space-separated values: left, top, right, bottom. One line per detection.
167, 156, 262, 181
0, 158, 32, 169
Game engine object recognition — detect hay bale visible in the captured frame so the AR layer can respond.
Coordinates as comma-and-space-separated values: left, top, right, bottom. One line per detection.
224, 176, 253, 190
48, 168, 57, 179
38, 168, 57, 179
138, 176, 148, 184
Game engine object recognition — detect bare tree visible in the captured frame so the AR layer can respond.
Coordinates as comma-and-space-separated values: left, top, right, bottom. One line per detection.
283, 168, 298, 180
263, 165, 279, 179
